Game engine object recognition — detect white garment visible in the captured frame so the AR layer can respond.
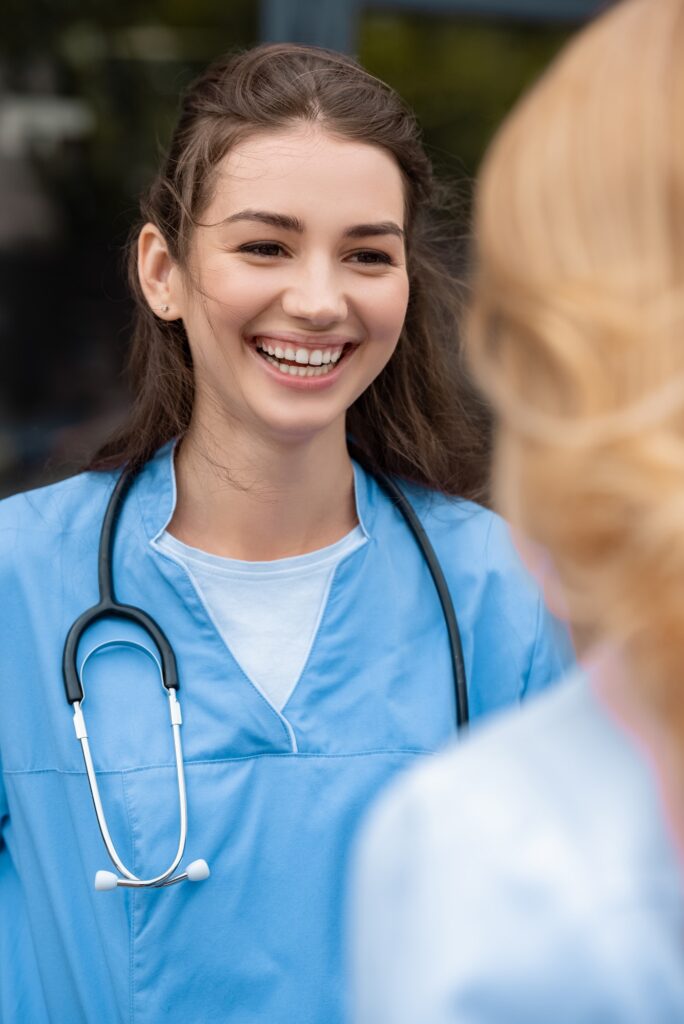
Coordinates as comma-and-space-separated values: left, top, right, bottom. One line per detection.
351, 669, 684, 1024
157, 525, 366, 711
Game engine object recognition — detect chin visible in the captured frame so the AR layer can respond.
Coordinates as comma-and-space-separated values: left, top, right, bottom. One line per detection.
246, 399, 346, 444
261, 417, 344, 447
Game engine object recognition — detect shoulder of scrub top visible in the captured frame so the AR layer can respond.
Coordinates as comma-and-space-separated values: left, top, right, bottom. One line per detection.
0, 469, 117, 568
395, 480, 522, 578
351, 671, 684, 1024
392, 478, 575, 683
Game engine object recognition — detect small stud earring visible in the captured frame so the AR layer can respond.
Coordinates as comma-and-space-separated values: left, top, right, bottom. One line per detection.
158, 304, 170, 314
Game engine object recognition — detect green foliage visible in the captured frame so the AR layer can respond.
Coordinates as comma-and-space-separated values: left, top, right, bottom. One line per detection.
2, 4, 570, 237
360, 14, 569, 183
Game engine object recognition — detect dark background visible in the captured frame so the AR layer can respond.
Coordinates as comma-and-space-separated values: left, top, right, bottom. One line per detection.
0, 0, 607, 496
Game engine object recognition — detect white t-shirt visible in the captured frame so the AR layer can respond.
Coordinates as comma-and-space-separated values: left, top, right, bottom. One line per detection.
156, 525, 366, 711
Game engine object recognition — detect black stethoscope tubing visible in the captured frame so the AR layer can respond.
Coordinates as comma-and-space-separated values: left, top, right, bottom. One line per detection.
62, 454, 469, 729
62, 468, 179, 705
348, 443, 469, 729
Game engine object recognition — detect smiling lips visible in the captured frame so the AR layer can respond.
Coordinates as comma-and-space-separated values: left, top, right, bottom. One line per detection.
253, 336, 352, 377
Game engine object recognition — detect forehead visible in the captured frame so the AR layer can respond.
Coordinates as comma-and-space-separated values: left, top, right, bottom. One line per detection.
207, 124, 406, 227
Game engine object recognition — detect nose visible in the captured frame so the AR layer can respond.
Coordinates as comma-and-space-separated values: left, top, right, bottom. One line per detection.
280, 259, 348, 327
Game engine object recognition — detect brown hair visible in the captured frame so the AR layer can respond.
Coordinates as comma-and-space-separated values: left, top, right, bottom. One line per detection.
91, 43, 490, 500
467, 0, 684, 723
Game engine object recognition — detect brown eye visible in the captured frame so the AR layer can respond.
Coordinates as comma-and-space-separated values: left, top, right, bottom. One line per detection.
239, 242, 287, 258
349, 250, 393, 266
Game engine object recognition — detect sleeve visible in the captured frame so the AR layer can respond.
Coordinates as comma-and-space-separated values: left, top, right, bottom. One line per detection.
521, 592, 576, 699
464, 509, 576, 716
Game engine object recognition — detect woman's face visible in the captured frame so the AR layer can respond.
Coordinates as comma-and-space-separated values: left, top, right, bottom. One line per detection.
170, 124, 409, 445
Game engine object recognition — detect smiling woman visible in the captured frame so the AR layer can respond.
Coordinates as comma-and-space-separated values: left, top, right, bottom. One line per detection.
92, 46, 492, 502
0, 44, 573, 1024
136, 124, 409, 470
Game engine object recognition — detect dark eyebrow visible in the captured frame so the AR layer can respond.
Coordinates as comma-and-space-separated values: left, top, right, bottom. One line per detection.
223, 209, 305, 232
343, 222, 405, 240
222, 210, 404, 240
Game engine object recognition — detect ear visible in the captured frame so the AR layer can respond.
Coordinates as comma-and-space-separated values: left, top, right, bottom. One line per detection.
137, 223, 183, 320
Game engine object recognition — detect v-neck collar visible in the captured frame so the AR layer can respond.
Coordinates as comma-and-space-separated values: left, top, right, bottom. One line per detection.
135, 440, 378, 546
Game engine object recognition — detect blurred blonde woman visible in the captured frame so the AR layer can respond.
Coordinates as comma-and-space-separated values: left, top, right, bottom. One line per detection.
351, 0, 684, 1020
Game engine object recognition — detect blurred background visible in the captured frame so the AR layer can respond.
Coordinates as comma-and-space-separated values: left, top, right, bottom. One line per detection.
1, 0, 607, 496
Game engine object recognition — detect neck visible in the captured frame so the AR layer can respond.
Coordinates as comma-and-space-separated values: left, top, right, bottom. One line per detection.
168, 419, 357, 560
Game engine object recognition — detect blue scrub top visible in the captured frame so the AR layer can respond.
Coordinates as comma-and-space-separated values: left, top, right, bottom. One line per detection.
0, 444, 572, 1024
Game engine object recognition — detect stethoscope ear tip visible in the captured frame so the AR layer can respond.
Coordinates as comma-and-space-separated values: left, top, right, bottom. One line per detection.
93, 860, 210, 891
94, 870, 119, 891
186, 859, 210, 882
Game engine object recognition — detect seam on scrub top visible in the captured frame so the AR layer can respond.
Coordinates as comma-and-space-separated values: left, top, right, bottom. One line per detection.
135, 443, 177, 540
142, 445, 297, 750
279, 539, 368, 715
121, 773, 139, 1024
1, 749, 434, 776
482, 509, 533, 674
519, 590, 544, 701
149, 535, 299, 753
351, 460, 372, 540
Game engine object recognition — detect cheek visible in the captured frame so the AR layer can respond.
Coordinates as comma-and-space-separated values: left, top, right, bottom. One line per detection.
363, 277, 410, 346
200, 264, 271, 324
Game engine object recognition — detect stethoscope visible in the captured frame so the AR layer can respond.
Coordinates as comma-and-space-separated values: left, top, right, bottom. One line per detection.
62, 446, 468, 893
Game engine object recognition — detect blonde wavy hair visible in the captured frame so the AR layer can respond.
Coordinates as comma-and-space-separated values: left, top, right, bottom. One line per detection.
468, 0, 684, 722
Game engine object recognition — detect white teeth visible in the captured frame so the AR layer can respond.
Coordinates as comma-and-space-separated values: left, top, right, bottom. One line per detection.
255, 337, 352, 378
270, 357, 333, 377
255, 338, 349, 364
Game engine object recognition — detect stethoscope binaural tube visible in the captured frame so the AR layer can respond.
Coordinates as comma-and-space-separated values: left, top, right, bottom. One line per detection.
62, 467, 210, 892
347, 443, 469, 730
